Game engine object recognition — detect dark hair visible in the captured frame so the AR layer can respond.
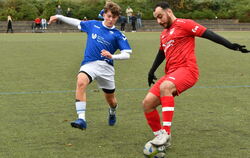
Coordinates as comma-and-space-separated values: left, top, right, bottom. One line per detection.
104, 1, 121, 17
154, 2, 170, 11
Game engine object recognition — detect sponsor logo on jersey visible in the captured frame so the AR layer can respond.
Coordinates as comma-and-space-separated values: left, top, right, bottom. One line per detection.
163, 40, 175, 52
94, 25, 100, 29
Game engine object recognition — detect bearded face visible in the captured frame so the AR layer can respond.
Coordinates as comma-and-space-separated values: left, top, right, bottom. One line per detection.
154, 7, 174, 28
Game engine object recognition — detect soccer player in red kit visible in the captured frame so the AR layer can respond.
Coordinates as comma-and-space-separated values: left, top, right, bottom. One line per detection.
143, 2, 250, 147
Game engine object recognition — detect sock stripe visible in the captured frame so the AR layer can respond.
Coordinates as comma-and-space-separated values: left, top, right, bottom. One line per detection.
163, 122, 172, 126
161, 96, 175, 135
162, 107, 174, 111
77, 109, 85, 112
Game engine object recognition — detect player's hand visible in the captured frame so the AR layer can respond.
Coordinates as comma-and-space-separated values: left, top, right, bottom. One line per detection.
232, 43, 250, 53
101, 50, 112, 59
48, 16, 58, 25
148, 73, 157, 87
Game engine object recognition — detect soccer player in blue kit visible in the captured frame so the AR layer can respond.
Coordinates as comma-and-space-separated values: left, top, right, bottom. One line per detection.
48, 1, 132, 130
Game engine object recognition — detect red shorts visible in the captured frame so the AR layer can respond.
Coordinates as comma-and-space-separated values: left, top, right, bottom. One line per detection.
149, 67, 199, 97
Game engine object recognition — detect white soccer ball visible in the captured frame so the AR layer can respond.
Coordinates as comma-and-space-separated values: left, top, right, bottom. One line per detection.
143, 141, 166, 158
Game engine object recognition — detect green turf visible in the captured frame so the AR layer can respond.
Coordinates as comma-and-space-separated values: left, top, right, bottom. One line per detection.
0, 32, 249, 158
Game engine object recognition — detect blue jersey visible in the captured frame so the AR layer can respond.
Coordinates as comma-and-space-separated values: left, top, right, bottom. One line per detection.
80, 20, 131, 66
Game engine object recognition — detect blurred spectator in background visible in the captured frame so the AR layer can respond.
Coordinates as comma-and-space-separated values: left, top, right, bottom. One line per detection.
56, 5, 63, 15
120, 15, 127, 32
131, 14, 137, 32
66, 8, 72, 17
83, 17, 88, 21
31, 21, 35, 33
41, 18, 47, 30
56, 5, 63, 24
137, 11, 142, 28
34, 17, 41, 30
6, 15, 13, 33
126, 6, 133, 23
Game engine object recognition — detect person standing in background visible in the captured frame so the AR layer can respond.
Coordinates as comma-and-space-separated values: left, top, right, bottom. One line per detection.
126, 6, 133, 24
56, 5, 63, 24
131, 14, 137, 32
136, 11, 142, 28
6, 15, 13, 33
120, 15, 127, 32
66, 8, 72, 17
41, 18, 47, 30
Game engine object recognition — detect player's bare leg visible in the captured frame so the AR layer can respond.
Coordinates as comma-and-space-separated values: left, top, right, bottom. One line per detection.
143, 92, 161, 112
71, 73, 90, 130
75, 73, 89, 101
104, 92, 118, 126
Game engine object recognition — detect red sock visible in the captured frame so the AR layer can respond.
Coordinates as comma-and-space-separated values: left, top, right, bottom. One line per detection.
144, 109, 162, 135
161, 96, 175, 135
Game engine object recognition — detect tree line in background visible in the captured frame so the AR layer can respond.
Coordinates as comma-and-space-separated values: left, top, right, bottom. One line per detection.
0, 0, 249, 22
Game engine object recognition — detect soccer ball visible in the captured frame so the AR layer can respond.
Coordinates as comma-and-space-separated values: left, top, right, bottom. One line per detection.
143, 141, 166, 158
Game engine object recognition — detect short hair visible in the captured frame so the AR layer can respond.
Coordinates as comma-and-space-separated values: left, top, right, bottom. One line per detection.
154, 2, 170, 11
104, 1, 121, 17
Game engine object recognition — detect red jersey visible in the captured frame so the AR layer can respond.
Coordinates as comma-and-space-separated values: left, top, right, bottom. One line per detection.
35, 18, 41, 24
159, 19, 207, 76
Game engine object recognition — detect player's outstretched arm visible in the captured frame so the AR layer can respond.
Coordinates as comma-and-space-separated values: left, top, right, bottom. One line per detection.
101, 50, 131, 60
48, 15, 81, 29
148, 49, 165, 87
201, 29, 250, 53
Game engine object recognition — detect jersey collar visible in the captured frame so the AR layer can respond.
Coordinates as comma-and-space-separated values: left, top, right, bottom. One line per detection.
102, 21, 115, 29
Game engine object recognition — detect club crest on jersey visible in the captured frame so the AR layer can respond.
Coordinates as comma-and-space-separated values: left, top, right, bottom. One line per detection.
92, 33, 97, 39
109, 31, 114, 34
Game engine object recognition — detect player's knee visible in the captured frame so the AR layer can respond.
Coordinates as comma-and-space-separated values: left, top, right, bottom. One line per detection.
77, 80, 88, 89
106, 97, 117, 106
142, 98, 152, 112
160, 81, 175, 95
105, 93, 117, 105
77, 74, 90, 89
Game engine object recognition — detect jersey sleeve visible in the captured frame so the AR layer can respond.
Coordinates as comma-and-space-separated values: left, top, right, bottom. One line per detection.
182, 19, 207, 37
80, 20, 92, 33
159, 30, 167, 51
117, 32, 132, 53
159, 32, 164, 51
